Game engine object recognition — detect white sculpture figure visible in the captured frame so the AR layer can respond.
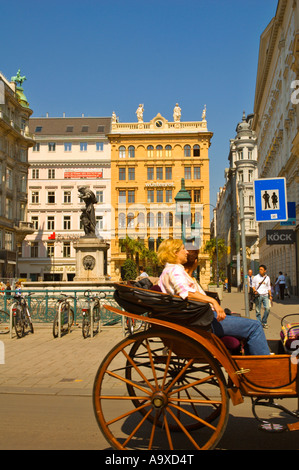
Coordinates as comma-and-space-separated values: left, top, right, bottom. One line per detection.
136, 104, 144, 122
112, 111, 117, 123
173, 103, 181, 122
202, 104, 207, 120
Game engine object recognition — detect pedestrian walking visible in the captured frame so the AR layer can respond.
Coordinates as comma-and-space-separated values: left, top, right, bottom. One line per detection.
252, 264, 272, 328
275, 271, 286, 300
248, 269, 254, 311
284, 273, 291, 298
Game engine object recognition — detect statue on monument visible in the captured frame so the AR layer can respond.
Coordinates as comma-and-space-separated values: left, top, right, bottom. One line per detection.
136, 104, 144, 122
173, 103, 181, 122
78, 186, 97, 237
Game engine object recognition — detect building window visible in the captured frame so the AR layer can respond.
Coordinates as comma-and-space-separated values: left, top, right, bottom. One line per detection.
166, 190, 173, 203
165, 167, 172, 180
248, 170, 253, 182
119, 167, 126, 180
194, 167, 201, 179
96, 142, 103, 151
48, 142, 56, 152
147, 145, 154, 157
31, 216, 39, 230
63, 242, 71, 258
31, 191, 39, 204
64, 143, 72, 152
80, 142, 87, 152
64, 191, 72, 203
147, 190, 154, 203
47, 191, 55, 204
238, 170, 243, 182
147, 213, 154, 228
194, 190, 201, 202
128, 190, 135, 204
238, 150, 244, 160
47, 242, 54, 258
48, 169, 55, 179
165, 212, 173, 227
96, 190, 103, 203
156, 190, 163, 203
127, 213, 134, 228
249, 195, 254, 207
119, 146, 126, 158
128, 146, 135, 158
157, 212, 163, 227
147, 167, 154, 180
32, 169, 39, 179
184, 145, 191, 157
96, 215, 103, 230
193, 145, 200, 157
5, 199, 12, 219
30, 241, 38, 258
184, 167, 191, 180
148, 237, 155, 250
63, 216, 71, 230
47, 216, 55, 230
165, 145, 172, 157
156, 145, 163, 157
156, 167, 163, 180
128, 167, 135, 180
6, 169, 13, 190
33, 143, 40, 152
118, 212, 126, 228
118, 191, 126, 204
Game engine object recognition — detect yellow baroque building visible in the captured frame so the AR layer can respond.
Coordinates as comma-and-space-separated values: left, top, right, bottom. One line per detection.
108, 105, 213, 288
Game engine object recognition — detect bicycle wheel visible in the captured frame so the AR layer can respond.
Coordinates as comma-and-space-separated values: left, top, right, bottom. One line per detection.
93, 329, 229, 450
25, 309, 34, 334
13, 307, 24, 338
0, 310, 10, 334
82, 312, 90, 338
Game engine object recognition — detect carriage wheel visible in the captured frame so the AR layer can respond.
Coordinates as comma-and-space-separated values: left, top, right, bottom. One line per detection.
93, 329, 229, 450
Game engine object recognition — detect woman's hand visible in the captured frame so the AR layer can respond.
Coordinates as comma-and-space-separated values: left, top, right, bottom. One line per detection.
213, 303, 226, 322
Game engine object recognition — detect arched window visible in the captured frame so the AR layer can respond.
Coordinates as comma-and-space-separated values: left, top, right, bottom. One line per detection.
193, 144, 200, 157
165, 212, 173, 227
165, 145, 172, 157
157, 212, 163, 227
184, 145, 191, 157
118, 212, 126, 228
156, 145, 163, 157
119, 146, 126, 158
147, 212, 155, 228
128, 145, 135, 158
147, 145, 154, 157
127, 212, 134, 228
136, 212, 145, 227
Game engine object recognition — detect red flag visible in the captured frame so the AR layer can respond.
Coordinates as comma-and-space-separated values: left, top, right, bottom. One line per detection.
48, 232, 55, 240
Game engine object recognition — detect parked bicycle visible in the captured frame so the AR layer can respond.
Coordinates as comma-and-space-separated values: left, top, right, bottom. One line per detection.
11, 293, 34, 338
53, 294, 74, 338
82, 290, 106, 338
0, 309, 10, 334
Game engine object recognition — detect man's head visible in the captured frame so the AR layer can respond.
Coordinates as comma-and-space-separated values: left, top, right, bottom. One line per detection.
259, 264, 267, 276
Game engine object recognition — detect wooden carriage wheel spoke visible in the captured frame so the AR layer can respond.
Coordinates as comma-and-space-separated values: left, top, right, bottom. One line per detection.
122, 408, 153, 448
122, 348, 156, 392
164, 359, 194, 394
165, 406, 201, 450
168, 403, 218, 431
105, 401, 151, 426
161, 344, 173, 389
106, 370, 151, 395
169, 374, 215, 396
162, 410, 174, 450
145, 339, 159, 389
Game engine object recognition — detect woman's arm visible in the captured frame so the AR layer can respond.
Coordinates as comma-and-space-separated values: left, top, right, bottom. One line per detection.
187, 291, 226, 322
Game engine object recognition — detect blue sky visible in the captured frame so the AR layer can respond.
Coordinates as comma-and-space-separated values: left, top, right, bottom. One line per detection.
1, 0, 276, 207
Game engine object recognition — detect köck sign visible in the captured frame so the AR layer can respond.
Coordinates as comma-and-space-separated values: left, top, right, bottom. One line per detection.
266, 230, 295, 245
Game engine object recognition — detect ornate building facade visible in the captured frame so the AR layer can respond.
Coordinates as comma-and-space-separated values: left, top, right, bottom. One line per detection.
215, 112, 259, 288
19, 116, 111, 281
108, 104, 212, 288
252, 0, 299, 293
0, 70, 34, 279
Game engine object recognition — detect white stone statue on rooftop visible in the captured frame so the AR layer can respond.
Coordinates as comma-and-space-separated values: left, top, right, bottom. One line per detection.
202, 104, 207, 120
136, 104, 144, 122
173, 103, 181, 122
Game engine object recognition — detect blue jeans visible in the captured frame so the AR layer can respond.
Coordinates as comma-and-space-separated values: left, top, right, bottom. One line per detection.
255, 295, 270, 325
211, 314, 270, 355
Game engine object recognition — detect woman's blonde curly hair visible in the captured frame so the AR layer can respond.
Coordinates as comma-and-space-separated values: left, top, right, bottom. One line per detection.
157, 239, 184, 266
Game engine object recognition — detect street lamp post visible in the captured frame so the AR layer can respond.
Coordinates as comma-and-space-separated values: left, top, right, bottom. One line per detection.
238, 183, 249, 318
175, 178, 191, 244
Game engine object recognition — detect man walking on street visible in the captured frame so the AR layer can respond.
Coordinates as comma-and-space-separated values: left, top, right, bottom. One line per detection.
252, 265, 272, 328
275, 272, 286, 300
248, 269, 254, 311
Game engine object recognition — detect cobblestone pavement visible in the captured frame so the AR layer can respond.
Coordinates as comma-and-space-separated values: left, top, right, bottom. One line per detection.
0, 292, 298, 396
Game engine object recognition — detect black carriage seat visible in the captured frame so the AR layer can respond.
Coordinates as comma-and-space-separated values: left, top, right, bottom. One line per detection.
113, 283, 243, 354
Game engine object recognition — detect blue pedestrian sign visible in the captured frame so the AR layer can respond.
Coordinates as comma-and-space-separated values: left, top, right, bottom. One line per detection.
254, 178, 288, 222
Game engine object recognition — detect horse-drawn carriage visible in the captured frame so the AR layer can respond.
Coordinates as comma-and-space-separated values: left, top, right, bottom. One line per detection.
93, 283, 299, 450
